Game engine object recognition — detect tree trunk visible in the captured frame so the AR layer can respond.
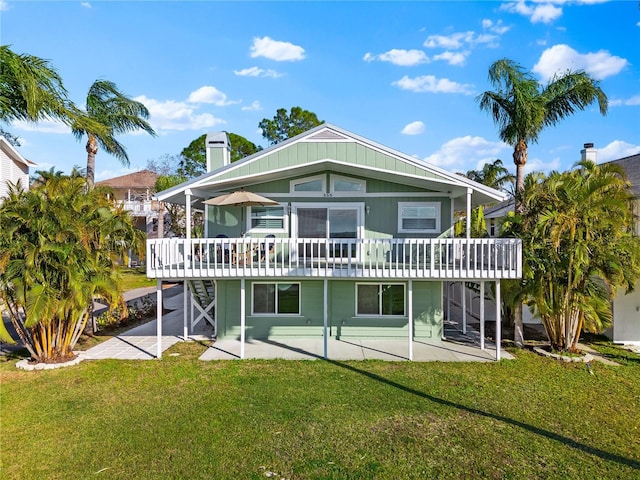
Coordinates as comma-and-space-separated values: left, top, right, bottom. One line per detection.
86, 134, 98, 188
511, 139, 528, 346
513, 301, 524, 347
513, 139, 527, 215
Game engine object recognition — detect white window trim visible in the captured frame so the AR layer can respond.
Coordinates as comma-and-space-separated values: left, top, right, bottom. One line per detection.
290, 202, 365, 240
329, 174, 366, 196
355, 283, 406, 317
246, 203, 289, 234
251, 282, 301, 316
397, 201, 441, 234
289, 174, 326, 196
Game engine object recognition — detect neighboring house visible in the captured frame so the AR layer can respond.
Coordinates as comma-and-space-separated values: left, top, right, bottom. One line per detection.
604, 152, 640, 344
97, 169, 162, 240
0, 136, 36, 200
148, 124, 522, 359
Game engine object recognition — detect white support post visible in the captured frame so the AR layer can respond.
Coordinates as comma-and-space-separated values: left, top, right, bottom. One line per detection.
185, 189, 192, 240
240, 278, 246, 359
156, 280, 163, 359
495, 280, 501, 361
408, 280, 413, 361
446, 282, 450, 338
466, 188, 472, 239
480, 281, 485, 350
462, 282, 467, 334
323, 279, 328, 359
183, 280, 189, 340
450, 198, 455, 238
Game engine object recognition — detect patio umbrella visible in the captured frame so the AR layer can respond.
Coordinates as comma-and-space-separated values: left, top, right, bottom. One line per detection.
204, 190, 279, 207
204, 190, 279, 235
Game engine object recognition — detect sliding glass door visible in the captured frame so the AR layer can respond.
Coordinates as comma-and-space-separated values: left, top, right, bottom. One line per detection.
294, 204, 363, 260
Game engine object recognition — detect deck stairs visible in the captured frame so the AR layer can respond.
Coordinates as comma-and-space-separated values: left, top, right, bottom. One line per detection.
187, 279, 216, 335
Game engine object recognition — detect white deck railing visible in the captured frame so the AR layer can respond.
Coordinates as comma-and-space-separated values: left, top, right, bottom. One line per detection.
146, 237, 522, 280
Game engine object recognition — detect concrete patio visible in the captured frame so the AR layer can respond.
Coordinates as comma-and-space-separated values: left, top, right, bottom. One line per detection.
81, 284, 513, 362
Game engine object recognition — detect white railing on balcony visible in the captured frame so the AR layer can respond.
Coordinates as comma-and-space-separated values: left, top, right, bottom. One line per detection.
121, 200, 155, 215
146, 237, 522, 280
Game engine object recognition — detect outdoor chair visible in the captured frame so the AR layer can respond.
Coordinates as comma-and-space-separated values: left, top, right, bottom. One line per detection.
215, 234, 230, 263
259, 234, 276, 262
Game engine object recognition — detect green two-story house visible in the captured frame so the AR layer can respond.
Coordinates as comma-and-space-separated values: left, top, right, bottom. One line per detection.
147, 124, 521, 359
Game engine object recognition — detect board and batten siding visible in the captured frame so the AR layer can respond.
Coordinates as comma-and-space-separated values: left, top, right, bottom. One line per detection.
211, 142, 447, 183
0, 147, 29, 199
216, 279, 325, 340
215, 279, 442, 341
206, 173, 452, 239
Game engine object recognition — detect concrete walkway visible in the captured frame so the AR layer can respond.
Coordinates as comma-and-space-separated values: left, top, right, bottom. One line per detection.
83, 283, 213, 360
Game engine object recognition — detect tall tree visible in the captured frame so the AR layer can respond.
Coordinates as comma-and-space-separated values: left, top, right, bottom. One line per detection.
465, 159, 515, 194
259, 106, 323, 145
0, 170, 143, 363
477, 58, 607, 212
0, 45, 71, 123
72, 80, 156, 188
0, 45, 103, 136
501, 161, 640, 352
178, 132, 261, 178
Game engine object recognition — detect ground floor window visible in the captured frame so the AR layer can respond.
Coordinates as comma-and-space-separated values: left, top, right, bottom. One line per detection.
252, 283, 300, 315
356, 283, 405, 316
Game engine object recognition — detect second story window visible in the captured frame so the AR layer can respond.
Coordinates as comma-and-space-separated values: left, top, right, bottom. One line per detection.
249, 205, 287, 232
398, 202, 441, 234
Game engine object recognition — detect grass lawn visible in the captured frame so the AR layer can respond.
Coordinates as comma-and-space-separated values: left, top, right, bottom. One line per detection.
120, 266, 156, 291
1, 344, 639, 479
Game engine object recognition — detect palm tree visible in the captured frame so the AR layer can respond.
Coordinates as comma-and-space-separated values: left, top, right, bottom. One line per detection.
465, 159, 515, 194
0, 45, 70, 123
512, 161, 640, 352
0, 171, 143, 363
72, 79, 156, 188
477, 58, 608, 213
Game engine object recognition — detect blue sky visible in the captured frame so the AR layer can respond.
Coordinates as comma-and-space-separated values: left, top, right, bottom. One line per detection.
2, 0, 639, 181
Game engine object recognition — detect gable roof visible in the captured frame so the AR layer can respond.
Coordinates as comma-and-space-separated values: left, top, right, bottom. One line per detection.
156, 123, 508, 209
97, 169, 158, 189
0, 136, 36, 167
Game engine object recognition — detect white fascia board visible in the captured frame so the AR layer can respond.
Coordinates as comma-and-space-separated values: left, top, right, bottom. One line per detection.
0, 137, 36, 167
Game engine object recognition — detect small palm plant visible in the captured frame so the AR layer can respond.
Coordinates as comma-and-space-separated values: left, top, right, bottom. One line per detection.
0, 170, 143, 363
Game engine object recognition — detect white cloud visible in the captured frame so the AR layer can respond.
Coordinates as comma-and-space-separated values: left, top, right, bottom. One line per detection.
423, 31, 498, 50
233, 66, 283, 78
533, 44, 628, 81
241, 100, 262, 112
423, 136, 507, 170
500, 1, 562, 24
482, 19, 511, 35
523, 155, 561, 174
401, 121, 426, 135
597, 140, 640, 162
135, 95, 226, 132
187, 86, 236, 106
250, 36, 305, 61
433, 51, 469, 66
609, 95, 640, 107
81, 2, 91, 8
363, 49, 429, 66
393, 75, 474, 95
0, 1, 10, 11
13, 118, 70, 134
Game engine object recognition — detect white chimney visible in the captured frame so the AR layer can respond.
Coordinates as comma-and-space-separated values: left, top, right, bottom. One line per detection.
205, 132, 231, 172
581, 142, 597, 163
